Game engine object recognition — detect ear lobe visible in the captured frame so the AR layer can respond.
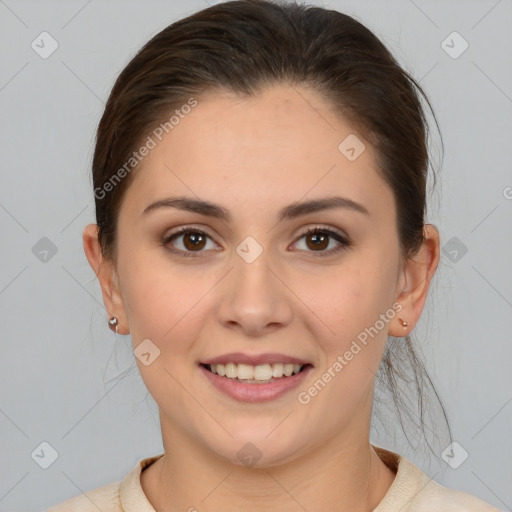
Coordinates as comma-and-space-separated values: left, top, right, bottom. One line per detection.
82, 223, 129, 334
389, 224, 440, 337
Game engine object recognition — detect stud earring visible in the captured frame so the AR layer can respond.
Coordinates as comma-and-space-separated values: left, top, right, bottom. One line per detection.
108, 316, 119, 334
400, 318, 409, 329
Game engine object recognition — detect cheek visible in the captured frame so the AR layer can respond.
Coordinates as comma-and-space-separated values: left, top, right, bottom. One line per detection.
295, 261, 392, 344
290, 258, 397, 409
293, 267, 393, 427
116, 239, 206, 343
118, 256, 213, 414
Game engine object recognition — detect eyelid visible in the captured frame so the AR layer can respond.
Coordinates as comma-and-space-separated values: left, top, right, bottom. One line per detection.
161, 224, 221, 258
162, 223, 351, 257
289, 225, 351, 255
163, 224, 217, 240
292, 224, 348, 241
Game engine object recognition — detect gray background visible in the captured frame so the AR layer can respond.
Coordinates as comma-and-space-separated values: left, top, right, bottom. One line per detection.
1, 0, 511, 510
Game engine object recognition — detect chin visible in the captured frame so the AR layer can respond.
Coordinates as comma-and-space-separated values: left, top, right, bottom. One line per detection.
214, 433, 307, 469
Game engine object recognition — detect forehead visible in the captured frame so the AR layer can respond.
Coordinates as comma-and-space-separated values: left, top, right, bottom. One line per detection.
122, 84, 395, 222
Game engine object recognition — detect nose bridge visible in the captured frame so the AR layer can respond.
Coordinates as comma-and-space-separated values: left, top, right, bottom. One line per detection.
216, 239, 293, 333
235, 246, 273, 293
232, 240, 279, 305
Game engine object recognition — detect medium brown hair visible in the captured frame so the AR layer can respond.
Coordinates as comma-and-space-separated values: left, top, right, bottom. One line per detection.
92, 0, 451, 456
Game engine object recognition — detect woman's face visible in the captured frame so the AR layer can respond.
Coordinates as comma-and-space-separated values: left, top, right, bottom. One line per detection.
100, 84, 416, 466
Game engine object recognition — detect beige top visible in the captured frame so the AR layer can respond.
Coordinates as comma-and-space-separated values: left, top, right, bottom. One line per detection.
46, 445, 501, 511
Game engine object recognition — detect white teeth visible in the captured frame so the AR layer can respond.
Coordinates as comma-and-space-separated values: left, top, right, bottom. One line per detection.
237, 363, 254, 380
253, 364, 273, 380
272, 363, 284, 377
225, 363, 238, 379
283, 363, 294, 377
208, 362, 304, 380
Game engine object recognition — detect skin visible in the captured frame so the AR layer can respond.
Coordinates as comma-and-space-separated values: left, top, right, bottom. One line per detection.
83, 83, 440, 512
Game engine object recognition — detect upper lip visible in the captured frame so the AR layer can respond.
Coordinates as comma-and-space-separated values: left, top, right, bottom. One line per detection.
200, 352, 312, 366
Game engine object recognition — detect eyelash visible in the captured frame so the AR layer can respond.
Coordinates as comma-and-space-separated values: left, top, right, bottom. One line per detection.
161, 225, 352, 258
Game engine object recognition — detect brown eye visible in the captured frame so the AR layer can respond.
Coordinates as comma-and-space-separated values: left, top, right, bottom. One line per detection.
182, 232, 206, 251
163, 228, 218, 257
293, 227, 351, 256
305, 232, 329, 251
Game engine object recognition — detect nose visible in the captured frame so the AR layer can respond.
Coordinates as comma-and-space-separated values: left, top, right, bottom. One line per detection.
216, 248, 294, 337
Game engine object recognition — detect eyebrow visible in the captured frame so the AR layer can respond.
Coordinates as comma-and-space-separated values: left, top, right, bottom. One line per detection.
142, 195, 370, 222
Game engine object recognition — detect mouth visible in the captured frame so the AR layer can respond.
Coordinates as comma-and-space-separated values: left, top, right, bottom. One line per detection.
200, 362, 312, 384
198, 359, 314, 402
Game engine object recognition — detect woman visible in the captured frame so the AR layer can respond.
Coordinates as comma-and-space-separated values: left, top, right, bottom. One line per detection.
48, 0, 500, 510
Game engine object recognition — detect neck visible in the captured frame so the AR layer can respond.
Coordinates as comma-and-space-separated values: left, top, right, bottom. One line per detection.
141, 417, 396, 512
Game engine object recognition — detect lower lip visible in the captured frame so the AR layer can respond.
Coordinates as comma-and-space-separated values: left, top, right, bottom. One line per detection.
199, 364, 313, 403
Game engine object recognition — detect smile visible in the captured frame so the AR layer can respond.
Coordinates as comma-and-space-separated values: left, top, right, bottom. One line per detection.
206, 362, 304, 382
199, 362, 314, 402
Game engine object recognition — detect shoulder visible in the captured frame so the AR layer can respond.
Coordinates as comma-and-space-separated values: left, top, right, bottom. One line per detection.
45, 480, 122, 512
402, 479, 502, 512
373, 445, 502, 512
44, 453, 163, 512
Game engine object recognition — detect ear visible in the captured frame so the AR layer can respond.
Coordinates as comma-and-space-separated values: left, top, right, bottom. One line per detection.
82, 223, 129, 335
388, 224, 440, 337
